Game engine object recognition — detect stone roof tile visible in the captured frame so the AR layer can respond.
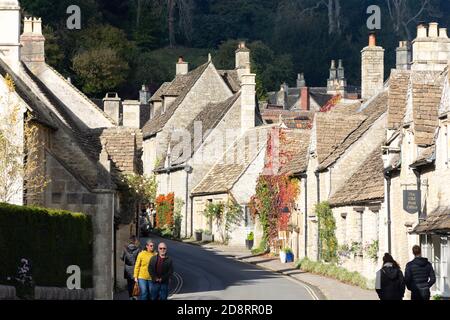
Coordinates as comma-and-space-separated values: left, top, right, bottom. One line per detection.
329, 146, 384, 207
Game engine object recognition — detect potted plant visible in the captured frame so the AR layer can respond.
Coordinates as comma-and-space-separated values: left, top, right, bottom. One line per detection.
202, 230, 213, 242
194, 229, 203, 242
245, 232, 254, 250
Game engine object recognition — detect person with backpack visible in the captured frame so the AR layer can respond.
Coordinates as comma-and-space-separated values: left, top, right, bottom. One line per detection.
375, 253, 406, 300
121, 236, 141, 300
405, 245, 436, 300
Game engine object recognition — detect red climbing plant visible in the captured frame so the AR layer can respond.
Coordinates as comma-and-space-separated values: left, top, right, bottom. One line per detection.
155, 193, 175, 228
249, 128, 300, 250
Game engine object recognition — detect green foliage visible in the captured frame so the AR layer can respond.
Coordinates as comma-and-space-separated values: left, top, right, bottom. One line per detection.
364, 240, 379, 262
203, 200, 243, 244
173, 198, 185, 239
247, 232, 254, 241
0, 203, 93, 288
251, 238, 268, 255
282, 247, 293, 254
315, 202, 338, 262
296, 258, 369, 290
72, 48, 130, 96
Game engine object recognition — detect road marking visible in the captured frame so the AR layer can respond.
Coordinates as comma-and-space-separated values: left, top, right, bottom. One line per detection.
169, 272, 183, 297
237, 259, 321, 300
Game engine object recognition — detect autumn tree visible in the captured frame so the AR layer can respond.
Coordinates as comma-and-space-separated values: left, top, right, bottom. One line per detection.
0, 75, 49, 204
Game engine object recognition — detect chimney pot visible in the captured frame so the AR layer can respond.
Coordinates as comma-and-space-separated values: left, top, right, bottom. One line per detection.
417, 23, 428, 38
32, 17, 42, 35
23, 17, 33, 33
368, 32, 377, 47
176, 57, 189, 75
429, 22, 439, 37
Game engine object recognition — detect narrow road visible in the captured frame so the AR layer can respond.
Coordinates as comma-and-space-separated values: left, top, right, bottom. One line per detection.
144, 236, 315, 300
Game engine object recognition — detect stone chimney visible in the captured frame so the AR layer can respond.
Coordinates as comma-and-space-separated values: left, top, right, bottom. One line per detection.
276, 83, 287, 108
301, 86, 310, 111
103, 92, 121, 125
236, 41, 251, 81
396, 41, 412, 70
412, 22, 450, 71
328, 59, 347, 95
20, 17, 46, 72
123, 100, 142, 128
240, 70, 256, 133
176, 56, 189, 75
139, 84, 151, 105
297, 73, 306, 88
0, 0, 21, 72
361, 32, 384, 100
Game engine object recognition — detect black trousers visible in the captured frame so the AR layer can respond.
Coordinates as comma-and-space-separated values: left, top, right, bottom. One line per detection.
411, 289, 430, 300
126, 276, 135, 298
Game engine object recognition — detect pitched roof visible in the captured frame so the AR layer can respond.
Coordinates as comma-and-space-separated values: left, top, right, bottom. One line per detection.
0, 58, 56, 130
318, 90, 388, 170
192, 125, 272, 195
329, 146, 384, 207
314, 112, 366, 164
387, 70, 411, 129
278, 130, 311, 175
218, 70, 240, 93
410, 72, 444, 146
413, 206, 450, 234
150, 82, 171, 102
142, 62, 210, 138
162, 93, 241, 168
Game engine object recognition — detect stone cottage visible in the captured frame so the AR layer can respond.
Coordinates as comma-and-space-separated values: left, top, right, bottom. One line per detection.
0, 1, 144, 299
142, 42, 264, 238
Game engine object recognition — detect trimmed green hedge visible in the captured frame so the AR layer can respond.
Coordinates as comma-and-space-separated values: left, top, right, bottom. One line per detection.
0, 203, 93, 288
296, 258, 369, 290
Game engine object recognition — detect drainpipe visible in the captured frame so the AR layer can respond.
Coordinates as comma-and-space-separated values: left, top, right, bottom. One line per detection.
190, 195, 194, 238
384, 171, 392, 254
301, 173, 308, 258
413, 169, 423, 221
315, 171, 321, 261
184, 165, 193, 238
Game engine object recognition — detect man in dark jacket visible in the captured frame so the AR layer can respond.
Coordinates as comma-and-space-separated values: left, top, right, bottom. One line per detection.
405, 245, 436, 300
121, 235, 141, 299
149, 242, 173, 300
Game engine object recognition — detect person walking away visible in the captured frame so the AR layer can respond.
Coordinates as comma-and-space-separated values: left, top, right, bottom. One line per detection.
375, 253, 406, 300
405, 245, 436, 300
149, 242, 173, 300
134, 239, 156, 300
121, 236, 141, 300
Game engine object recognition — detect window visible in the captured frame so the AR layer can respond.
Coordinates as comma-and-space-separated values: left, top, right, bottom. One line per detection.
340, 213, 347, 244
359, 212, 364, 243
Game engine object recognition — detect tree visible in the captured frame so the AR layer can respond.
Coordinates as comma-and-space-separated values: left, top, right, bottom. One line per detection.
72, 48, 130, 96
385, 0, 440, 40
0, 75, 49, 204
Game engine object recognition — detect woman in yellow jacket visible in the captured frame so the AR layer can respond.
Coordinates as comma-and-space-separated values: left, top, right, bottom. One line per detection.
134, 239, 156, 300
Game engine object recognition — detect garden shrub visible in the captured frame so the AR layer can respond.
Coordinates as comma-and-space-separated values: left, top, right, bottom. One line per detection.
0, 203, 93, 288
296, 258, 369, 290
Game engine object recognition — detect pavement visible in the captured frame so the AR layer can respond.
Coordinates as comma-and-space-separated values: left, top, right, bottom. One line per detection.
189, 242, 378, 300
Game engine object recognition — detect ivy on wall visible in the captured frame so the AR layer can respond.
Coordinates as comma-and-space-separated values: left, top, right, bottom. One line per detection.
315, 201, 338, 263
203, 200, 243, 244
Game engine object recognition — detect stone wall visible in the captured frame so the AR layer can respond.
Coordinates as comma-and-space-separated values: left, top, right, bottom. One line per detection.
43, 152, 114, 300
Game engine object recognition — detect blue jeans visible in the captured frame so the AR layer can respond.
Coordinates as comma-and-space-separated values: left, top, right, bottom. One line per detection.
151, 281, 169, 300
138, 279, 153, 300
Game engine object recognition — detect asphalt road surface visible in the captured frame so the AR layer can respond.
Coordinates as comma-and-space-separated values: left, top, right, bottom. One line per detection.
143, 236, 315, 300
